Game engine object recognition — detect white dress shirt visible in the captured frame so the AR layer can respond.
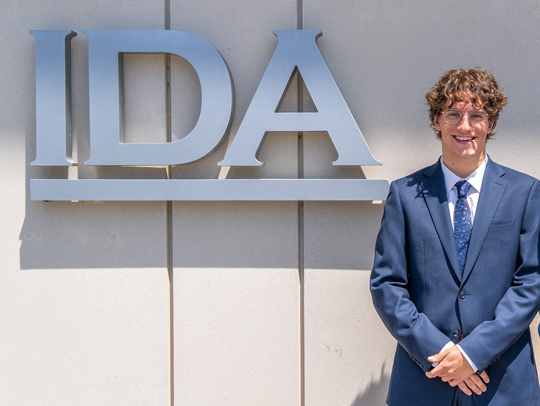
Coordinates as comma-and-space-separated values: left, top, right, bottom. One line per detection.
441, 156, 487, 227
433, 156, 489, 373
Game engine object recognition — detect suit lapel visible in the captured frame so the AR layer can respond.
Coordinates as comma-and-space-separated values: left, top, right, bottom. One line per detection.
421, 161, 461, 279
462, 160, 508, 282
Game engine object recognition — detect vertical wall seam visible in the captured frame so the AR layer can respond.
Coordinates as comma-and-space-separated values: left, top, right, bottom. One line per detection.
297, 2, 305, 406
164, 1, 174, 405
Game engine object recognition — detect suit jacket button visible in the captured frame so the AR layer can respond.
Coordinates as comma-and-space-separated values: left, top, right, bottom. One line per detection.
452, 330, 459, 337
459, 291, 466, 299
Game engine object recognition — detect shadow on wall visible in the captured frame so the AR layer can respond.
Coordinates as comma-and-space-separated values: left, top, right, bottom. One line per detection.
351, 363, 390, 406
19, 199, 170, 270
19, 199, 385, 270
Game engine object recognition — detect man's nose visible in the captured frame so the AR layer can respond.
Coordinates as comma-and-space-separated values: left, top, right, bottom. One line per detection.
456, 114, 472, 130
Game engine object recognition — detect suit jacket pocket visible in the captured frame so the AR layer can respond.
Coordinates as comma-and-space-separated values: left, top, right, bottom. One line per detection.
489, 218, 515, 229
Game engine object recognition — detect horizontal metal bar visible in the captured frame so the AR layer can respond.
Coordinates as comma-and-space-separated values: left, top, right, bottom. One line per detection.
30, 179, 390, 201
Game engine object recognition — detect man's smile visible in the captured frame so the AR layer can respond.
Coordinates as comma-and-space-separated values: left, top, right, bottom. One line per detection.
453, 135, 475, 142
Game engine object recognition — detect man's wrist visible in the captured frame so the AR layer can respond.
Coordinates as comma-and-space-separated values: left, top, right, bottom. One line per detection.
456, 344, 478, 372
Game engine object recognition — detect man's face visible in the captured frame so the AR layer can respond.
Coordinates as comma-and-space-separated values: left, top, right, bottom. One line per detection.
434, 101, 493, 167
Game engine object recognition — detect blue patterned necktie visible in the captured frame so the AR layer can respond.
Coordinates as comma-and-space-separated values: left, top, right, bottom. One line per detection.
454, 180, 472, 273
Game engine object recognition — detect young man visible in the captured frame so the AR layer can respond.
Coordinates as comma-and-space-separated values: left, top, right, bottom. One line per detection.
370, 68, 540, 406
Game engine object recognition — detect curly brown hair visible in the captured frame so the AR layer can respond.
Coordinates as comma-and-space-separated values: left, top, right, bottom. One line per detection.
426, 68, 508, 139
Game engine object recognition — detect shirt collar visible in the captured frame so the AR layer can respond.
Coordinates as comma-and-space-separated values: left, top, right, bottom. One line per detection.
440, 155, 488, 195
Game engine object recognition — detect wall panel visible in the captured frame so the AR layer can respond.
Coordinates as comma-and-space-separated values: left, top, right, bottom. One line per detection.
303, 1, 540, 404
173, 202, 300, 405
0, 1, 170, 405
170, 1, 300, 405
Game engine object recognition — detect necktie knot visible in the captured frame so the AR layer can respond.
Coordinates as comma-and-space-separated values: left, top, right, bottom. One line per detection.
455, 180, 471, 199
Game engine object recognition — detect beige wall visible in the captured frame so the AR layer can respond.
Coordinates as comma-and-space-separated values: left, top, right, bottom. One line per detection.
2, 1, 540, 405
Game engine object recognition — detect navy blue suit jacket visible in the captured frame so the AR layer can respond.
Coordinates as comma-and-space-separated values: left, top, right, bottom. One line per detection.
370, 159, 540, 406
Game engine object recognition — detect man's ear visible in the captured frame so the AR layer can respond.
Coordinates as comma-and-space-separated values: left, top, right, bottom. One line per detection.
434, 115, 441, 131
487, 120, 494, 134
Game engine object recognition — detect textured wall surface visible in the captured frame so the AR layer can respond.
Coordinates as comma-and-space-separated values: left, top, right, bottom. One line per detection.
2, 1, 540, 405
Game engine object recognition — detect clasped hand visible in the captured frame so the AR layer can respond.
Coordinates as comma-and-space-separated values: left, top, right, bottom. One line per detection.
425, 346, 489, 396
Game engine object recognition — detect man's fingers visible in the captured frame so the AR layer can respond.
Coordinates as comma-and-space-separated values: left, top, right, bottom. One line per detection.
427, 350, 447, 364
428, 346, 454, 364
427, 354, 441, 363
426, 364, 441, 378
457, 381, 472, 396
426, 363, 445, 378
479, 370, 490, 384
452, 375, 487, 396
466, 376, 486, 395
471, 375, 487, 393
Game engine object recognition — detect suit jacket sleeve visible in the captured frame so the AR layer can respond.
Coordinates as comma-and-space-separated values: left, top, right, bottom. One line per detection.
459, 178, 540, 372
370, 181, 450, 372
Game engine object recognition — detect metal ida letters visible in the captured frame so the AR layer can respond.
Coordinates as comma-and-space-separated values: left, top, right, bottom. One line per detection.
30, 29, 389, 201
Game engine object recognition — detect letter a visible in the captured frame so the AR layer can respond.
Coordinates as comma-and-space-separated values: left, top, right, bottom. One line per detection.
220, 30, 380, 166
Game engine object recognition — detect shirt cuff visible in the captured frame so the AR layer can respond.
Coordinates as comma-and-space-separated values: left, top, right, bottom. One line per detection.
456, 344, 479, 373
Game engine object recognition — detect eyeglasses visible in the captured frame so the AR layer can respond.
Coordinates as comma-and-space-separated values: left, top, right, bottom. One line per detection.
441, 109, 489, 125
